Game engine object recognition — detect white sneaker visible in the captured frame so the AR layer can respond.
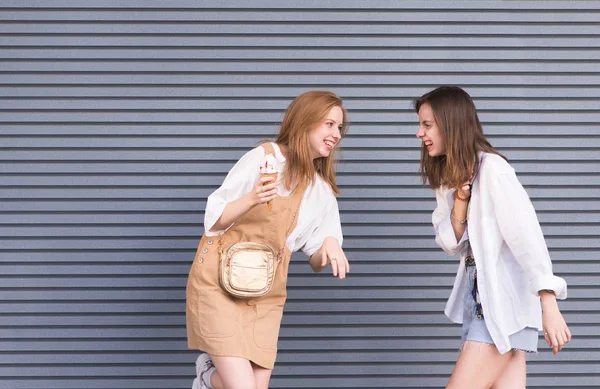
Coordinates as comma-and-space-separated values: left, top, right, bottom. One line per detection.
195, 353, 215, 389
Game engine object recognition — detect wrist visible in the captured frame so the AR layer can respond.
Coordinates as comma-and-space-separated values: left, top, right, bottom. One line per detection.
450, 208, 468, 225
244, 192, 260, 207
540, 290, 558, 308
324, 236, 339, 245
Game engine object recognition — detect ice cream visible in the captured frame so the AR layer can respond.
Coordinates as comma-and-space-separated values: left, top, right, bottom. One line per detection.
259, 154, 278, 211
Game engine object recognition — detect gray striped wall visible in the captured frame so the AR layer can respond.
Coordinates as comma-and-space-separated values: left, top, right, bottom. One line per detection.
1, 1, 599, 388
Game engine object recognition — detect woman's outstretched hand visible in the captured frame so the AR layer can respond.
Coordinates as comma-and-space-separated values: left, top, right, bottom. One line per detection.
310, 236, 350, 279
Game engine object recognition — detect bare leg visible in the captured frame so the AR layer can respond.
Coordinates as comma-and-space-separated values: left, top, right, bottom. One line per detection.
209, 355, 256, 389
446, 341, 513, 389
491, 350, 526, 389
207, 368, 224, 389
252, 362, 273, 389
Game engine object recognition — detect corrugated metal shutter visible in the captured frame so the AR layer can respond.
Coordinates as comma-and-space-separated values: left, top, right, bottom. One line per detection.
1, 1, 598, 388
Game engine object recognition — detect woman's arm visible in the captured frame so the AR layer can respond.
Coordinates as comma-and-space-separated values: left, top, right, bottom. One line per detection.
302, 196, 349, 279
308, 236, 349, 278
488, 167, 567, 299
487, 162, 570, 353
205, 146, 278, 234
540, 290, 572, 354
432, 188, 469, 256
210, 176, 278, 232
449, 181, 471, 242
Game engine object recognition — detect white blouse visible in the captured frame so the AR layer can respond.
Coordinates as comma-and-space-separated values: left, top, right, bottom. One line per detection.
433, 152, 567, 354
204, 143, 343, 257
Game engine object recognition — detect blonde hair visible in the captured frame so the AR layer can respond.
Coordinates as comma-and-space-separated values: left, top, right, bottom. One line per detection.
275, 91, 348, 195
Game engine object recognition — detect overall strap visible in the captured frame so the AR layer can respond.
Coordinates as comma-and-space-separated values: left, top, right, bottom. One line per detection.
275, 182, 306, 263
261, 142, 276, 157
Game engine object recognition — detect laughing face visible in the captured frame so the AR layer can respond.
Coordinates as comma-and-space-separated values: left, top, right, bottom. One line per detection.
308, 105, 343, 160
416, 103, 446, 157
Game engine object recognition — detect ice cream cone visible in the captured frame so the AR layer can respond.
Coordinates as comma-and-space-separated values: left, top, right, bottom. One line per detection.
261, 172, 278, 211
259, 154, 279, 212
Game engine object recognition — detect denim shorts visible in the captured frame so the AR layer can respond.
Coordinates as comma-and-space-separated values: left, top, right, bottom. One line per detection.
461, 255, 538, 353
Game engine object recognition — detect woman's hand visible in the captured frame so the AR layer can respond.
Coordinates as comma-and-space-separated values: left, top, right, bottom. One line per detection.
211, 176, 278, 232
541, 291, 572, 355
246, 176, 279, 206
310, 237, 350, 279
450, 177, 472, 241
456, 178, 472, 201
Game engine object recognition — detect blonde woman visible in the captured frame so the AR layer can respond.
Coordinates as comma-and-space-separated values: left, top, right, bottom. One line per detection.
186, 91, 350, 389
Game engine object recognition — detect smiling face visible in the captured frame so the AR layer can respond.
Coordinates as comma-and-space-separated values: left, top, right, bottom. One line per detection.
416, 103, 446, 157
307, 105, 344, 160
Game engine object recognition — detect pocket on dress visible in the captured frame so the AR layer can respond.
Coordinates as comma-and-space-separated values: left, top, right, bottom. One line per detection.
253, 304, 284, 350
197, 288, 237, 338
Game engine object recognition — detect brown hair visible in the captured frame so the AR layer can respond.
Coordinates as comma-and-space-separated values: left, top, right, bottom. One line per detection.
414, 86, 505, 189
275, 90, 348, 195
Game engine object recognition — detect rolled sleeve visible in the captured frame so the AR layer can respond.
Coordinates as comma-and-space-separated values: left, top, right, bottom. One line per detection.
301, 197, 343, 257
489, 168, 567, 300
203, 147, 263, 235
531, 275, 567, 300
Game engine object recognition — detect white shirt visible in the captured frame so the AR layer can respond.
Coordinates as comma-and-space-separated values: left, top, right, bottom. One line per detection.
204, 143, 343, 257
433, 152, 567, 354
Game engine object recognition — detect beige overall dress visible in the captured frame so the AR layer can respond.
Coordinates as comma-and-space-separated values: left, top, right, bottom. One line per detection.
186, 143, 306, 369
